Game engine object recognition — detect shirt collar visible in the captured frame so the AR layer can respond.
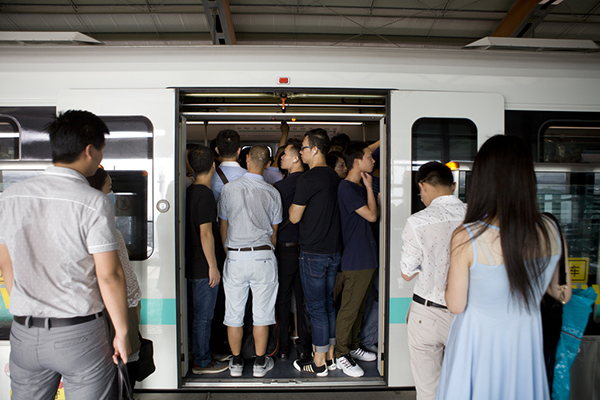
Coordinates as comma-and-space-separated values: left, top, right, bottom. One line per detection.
44, 166, 89, 185
430, 195, 460, 206
244, 172, 265, 181
220, 161, 242, 168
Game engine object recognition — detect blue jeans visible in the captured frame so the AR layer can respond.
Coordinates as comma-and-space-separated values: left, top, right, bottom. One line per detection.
299, 251, 340, 353
190, 278, 219, 367
358, 276, 379, 349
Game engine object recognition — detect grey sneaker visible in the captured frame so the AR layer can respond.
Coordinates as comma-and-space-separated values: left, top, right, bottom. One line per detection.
192, 359, 229, 375
336, 354, 364, 378
253, 356, 274, 378
229, 358, 244, 377
349, 347, 376, 362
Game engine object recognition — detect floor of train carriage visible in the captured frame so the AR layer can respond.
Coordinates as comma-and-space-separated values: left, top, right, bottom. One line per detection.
183, 347, 384, 387
136, 390, 416, 399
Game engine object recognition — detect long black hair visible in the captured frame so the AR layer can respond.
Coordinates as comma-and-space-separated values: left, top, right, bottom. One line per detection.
464, 135, 552, 310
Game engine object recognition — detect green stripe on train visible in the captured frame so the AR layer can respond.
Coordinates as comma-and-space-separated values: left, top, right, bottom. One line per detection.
389, 297, 411, 324
140, 298, 177, 325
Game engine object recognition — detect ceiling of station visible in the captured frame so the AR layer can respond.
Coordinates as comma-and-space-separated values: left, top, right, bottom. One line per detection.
0, 0, 599, 48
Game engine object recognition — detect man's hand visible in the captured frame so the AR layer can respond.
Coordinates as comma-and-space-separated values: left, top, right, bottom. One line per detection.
361, 172, 373, 188
113, 333, 132, 364
208, 267, 221, 288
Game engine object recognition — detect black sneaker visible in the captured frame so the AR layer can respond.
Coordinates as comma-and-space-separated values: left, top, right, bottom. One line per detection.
293, 359, 328, 377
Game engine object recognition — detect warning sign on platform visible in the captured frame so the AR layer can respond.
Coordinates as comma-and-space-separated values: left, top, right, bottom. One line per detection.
569, 258, 589, 283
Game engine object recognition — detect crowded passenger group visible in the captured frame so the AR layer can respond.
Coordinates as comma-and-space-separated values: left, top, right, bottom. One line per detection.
184, 123, 381, 378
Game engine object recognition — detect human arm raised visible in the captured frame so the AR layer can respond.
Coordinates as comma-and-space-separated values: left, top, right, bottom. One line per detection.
278, 121, 290, 149
94, 250, 131, 364
354, 172, 378, 223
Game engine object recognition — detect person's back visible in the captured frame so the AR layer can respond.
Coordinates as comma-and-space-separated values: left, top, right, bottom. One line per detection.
0, 110, 130, 400
211, 129, 246, 201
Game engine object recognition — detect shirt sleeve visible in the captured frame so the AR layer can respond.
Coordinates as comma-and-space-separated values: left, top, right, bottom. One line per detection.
86, 197, 119, 254
338, 183, 367, 215
217, 185, 228, 221
400, 218, 423, 276
196, 191, 217, 226
292, 174, 312, 206
271, 190, 283, 225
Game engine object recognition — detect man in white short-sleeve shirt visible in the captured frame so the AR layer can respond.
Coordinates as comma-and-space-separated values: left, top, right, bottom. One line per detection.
218, 145, 282, 379
400, 161, 466, 400
0, 110, 130, 400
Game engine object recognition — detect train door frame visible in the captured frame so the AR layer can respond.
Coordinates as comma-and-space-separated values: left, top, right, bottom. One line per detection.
57, 88, 179, 390
386, 90, 504, 387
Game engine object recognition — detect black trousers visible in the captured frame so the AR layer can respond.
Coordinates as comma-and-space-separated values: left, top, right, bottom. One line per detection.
275, 244, 312, 354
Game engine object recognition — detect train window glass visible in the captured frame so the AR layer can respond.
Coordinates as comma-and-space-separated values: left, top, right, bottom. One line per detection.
412, 118, 477, 164
0, 117, 20, 160
411, 118, 477, 213
537, 171, 600, 331
100, 116, 154, 260
0, 169, 44, 340
540, 123, 600, 163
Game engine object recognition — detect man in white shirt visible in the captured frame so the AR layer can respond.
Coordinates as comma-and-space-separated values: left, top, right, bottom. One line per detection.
400, 161, 466, 400
218, 145, 282, 379
211, 129, 246, 201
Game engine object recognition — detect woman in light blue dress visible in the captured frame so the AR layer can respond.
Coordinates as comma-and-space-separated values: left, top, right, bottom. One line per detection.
437, 135, 572, 400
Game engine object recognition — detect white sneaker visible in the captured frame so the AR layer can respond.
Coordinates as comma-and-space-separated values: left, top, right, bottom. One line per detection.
326, 358, 337, 371
336, 355, 364, 378
350, 347, 377, 362
229, 358, 244, 377
253, 356, 274, 378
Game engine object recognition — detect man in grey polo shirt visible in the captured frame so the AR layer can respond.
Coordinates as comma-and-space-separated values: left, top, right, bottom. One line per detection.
0, 110, 130, 400
218, 145, 282, 379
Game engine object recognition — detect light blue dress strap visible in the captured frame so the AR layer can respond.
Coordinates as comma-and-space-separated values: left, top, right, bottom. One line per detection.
464, 223, 477, 264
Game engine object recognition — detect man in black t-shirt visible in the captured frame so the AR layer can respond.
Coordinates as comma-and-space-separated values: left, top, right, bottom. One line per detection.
185, 145, 228, 375
289, 129, 341, 377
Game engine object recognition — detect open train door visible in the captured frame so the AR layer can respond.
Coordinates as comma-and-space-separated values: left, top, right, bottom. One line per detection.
57, 89, 178, 389
386, 90, 504, 387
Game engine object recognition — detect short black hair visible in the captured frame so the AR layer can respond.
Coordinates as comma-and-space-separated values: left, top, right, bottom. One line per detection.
188, 145, 214, 175
47, 110, 108, 164
216, 129, 241, 158
331, 133, 351, 149
343, 141, 368, 171
249, 145, 271, 170
305, 128, 330, 155
326, 151, 344, 169
416, 161, 454, 187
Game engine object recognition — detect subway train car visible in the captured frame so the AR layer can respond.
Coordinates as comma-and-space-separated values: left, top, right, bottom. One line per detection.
0, 44, 599, 397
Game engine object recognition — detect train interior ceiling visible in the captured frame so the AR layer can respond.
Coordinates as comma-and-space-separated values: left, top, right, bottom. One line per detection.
180, 90, 386, 147
178, 89, 387, 387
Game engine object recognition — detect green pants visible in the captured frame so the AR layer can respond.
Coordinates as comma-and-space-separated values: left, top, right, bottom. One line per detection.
334, 267, 377, 358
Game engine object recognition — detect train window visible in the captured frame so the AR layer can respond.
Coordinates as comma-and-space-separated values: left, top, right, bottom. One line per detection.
537, 171, 600, 331
411, 118, 477, 213
412, 118, 477, 164
0, 117, 20, 160
540, 122, 600, 163
101, 116, 154, 260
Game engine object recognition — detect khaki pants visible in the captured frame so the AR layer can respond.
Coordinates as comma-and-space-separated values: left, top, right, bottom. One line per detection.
407, 301, 454, 400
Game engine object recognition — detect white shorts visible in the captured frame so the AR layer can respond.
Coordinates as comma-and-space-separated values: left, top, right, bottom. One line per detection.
223, 249, 279, 327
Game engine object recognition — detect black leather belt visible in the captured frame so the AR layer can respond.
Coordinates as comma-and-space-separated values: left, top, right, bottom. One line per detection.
14, 311, 104, 329
277, 242, 298, 248
413, 294, 447, 310
228, 245, 272, 252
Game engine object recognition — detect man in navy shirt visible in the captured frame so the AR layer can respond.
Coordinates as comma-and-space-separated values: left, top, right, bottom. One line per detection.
335, 141, 378, 378
273, 141, 311, 362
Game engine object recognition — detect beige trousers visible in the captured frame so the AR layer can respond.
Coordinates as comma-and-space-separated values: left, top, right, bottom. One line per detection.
407, 301, 454, 400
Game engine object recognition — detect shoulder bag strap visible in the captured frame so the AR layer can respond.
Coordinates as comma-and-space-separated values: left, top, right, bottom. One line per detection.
216, 167, 229, 185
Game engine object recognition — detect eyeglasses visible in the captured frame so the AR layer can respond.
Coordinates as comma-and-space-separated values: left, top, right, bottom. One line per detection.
300, 145, 313, 151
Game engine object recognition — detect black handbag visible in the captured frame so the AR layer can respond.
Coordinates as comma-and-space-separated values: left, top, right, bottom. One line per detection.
132, 333, 156, 382
540, 212, 567, 391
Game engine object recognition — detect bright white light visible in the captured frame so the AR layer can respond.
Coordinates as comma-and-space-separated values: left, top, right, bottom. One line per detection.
0, 133, 19, 138
106, 132, 152, 139
187, 121, 362, 126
